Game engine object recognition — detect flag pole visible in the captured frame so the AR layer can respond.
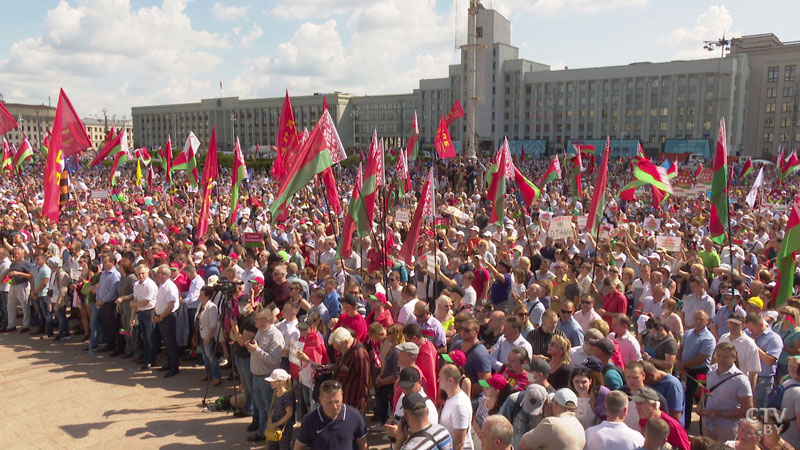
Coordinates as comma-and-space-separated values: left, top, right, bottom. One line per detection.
521, 205, 536, 261
15, 168, 37, 242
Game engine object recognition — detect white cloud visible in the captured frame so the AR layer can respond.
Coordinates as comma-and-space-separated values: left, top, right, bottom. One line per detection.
270, 0, 373, 20
658, 5, 736, 60
240, 24, 263, 47
211, 1, 246, 21
0, 0, 227, 116
491, 0, 647, 17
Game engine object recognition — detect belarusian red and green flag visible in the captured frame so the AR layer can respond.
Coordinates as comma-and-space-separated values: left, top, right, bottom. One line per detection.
90, 127, 124, 167
336, 164, 366, 260
1, 137, 12, 175
398, 168, 434, 264
110, 149, 130, 186
229, 137, 248, 226
395, 147, 412, 196
570, 144, 585, 198
776, 201, 800, 307
585, 137, 611, 236
782, 151, 800, 181
355, 130, 383, 236
13, 136, 33, 171
514, 164, 540, 207
407, 112, 420, 161
268, 109, 346, 222
740, 159, 753, 178
539, 155, 562, 186
171, 131, 200, 187
488, 138, 513, 226
161, 135, 173, 184
709, 118, 729, 245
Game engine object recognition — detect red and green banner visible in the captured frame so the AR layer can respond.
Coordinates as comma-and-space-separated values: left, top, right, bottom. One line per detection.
161, 136, 173, 184
269, 109, 346, 222
336, 164, 365, 259
488, 139, 513, 226
709, 118, 729, 245
586, 137, 610, 236
776, 202, 800, 307
740, 159, 753, 178
395, 147, 412, 196
171, 131, 200, 187
1, 137, 12, 175
110, 150, 130, 186
90, 127, 124, 167
229, 137, 248, 226
13, 136, 33, 171
570, 144, 584, 198
539, 155, 562, 186
514, 165, 540, 207
398, 168, 434, 264
782, 151, 800, 181
407, 111, 420, 161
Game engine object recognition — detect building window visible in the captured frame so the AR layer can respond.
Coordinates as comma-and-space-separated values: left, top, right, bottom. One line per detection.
688, 106, 696, 116
476, 27, 483, 38
767, 88, 777, 98
650, 108, 658, 117
786, 65, 797, 81
766, 103, 777, 113
781, 117, 792, 127
768, 66, 779, 83
780, 133, 791, 143
660, 122, 668, 131
625, 122, 632, 131
661, 108, 669, 116
783, 102, 794, 113
765, 118, 774, 128
636, 108, 643, 117
705, 106, 713, 115
763, 133, 774, 143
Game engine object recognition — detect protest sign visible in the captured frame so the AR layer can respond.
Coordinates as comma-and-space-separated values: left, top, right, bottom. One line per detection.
656, 235, 682, 252
548, 216, 574, 239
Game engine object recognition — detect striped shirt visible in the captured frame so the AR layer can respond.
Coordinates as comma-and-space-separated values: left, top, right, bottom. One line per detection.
401, 423, 453, 450
526, 327, 566, 357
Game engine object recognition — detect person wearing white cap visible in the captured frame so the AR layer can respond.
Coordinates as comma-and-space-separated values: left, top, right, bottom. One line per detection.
519, 388, 585, 450
264, 368, 294, 449
47, 256, 72, 341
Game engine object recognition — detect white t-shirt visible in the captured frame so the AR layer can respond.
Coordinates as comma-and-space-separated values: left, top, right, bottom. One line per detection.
718, 332, 761, 375
463, 286, 477, 308
133, 278, 158, 311
584, 420, 645, 450
398, 298, 420, 325
440, 391, 473, 450
394, 391, 439, 425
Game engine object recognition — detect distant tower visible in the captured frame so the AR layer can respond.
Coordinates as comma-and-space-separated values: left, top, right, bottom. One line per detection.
461, 0, 485, 158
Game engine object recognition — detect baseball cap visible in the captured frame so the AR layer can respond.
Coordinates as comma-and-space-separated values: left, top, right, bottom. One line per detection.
551, 388, 578, 408
580, 356, 604, 372
369, 292, 387, 304
401, 392, 428, 412
296, 316, 313, 330
748, 297, 764, 310
585, 328, 604, 341
478, 373, 508, 391
722, 289, 742, 299
631, 387, 661, 403
522, 384, 548, 415
442, 350, 466, 366
395, 342, 420, 356
397, 366, 421, 389
524, 357, 551, 376
727, 313, 745, 324
265, 368, 291, 382
249, 276, 265, 286
589, 338, 615, 356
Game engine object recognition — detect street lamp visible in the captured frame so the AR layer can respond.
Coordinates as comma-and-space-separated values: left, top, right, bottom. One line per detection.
703, 34, 732, 58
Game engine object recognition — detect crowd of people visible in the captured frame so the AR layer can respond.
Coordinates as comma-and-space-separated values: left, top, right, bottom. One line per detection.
1, 148, 799, 450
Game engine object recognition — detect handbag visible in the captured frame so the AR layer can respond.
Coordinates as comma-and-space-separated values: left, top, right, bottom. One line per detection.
264, 395, 283, 442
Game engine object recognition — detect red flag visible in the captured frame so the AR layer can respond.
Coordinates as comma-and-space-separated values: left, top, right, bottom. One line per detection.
323, 95, 328, 112
147, 164, 154, 192
399, 168, 434, 264
694, 164, 703, 180
444, 100, 465, 126
336, 165, 363, 259
0, 102, 19, 135
434, 116, 456, 159
586, 137, 611, 235
319, 167, 342, 215
276, 90, 300, 181
201, 127, 219, 195
50, 89, 91, 158
164, 135, 173, 184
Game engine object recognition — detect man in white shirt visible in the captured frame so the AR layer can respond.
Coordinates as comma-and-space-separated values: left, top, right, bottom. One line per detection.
240, 253, 263, 297
439, 363, 474, 450
610, 314, 642, 365
584, 390, 644, 450
573, 294, 601, 333
397, 284, 420, 325
318, 238, 336, 269
276, 301, 300, 366
489, 316, 533, 371
153, 264, 180, 377
132, 264, 159, 369
717, 313, 760, 389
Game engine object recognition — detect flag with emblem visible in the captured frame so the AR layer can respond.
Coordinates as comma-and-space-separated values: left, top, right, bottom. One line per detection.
399, 168, 434, 264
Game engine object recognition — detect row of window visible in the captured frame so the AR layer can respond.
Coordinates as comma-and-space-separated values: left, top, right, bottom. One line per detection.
767, 65, 796, 83
764, 117, 800, 128
764, 102, 795, 113
766, 86, 798, 98
763, 133, 800, 143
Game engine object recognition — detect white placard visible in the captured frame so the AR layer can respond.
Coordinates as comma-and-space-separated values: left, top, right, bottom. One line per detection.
444, 206, 469, 220
90, 189, 109, 199
643, 217, 661, 233
539, 210, 553, 221
548, 215, 574, 239
577, 215, 588, 231
288, 339, 304, 366
395, 209, 411, 223
656, 235, 682, 252
599, 224, 613, 240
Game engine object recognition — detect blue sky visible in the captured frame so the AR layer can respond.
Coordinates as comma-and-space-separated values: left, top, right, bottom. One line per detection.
0, 0, 798, 122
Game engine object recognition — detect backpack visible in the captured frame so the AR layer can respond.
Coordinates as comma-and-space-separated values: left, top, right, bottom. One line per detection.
764, 383, 800, 429
508, 392, 526, 422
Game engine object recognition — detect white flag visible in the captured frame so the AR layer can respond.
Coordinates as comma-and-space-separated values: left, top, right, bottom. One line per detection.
745, 167, 764, 208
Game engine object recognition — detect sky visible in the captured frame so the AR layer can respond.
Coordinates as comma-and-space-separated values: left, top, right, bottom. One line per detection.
0, 0, 798, 122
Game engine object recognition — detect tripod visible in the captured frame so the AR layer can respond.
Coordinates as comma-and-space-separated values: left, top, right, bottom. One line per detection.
201, 286, 237, 407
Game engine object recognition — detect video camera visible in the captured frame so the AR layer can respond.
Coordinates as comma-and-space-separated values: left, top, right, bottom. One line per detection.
209, 279, 243, 295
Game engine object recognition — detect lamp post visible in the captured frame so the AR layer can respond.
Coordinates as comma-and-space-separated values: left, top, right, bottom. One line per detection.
702, 34, 733, 143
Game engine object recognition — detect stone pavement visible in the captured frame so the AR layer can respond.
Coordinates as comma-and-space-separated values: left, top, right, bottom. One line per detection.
0, 330, 391, 449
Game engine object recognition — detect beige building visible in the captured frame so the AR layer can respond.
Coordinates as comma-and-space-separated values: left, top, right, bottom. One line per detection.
0, 102, 56, 151
82, 117, 134, 151
732, 34, 800, 158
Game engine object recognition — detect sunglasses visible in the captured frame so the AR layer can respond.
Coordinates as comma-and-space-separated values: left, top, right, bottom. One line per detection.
580, 301, 592, 305
560, 310, 573, 314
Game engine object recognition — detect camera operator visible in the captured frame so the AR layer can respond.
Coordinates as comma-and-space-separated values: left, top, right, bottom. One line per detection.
229, 282, 260, 432
393, 392, 453, 450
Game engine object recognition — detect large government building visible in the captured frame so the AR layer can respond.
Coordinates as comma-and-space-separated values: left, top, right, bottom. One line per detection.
127, 5, 800, 159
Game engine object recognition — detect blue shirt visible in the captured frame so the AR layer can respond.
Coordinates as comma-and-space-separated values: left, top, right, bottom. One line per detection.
489, 273, 512, 306
32, 264, 52, 297
651, 373, 685, 413
96, 267, 121, 304
603, 368, 624, 390
681, 327, 716, 369
456, 342, 492, 383
525, 298, 546, 327
712, 304, 747, 336
324, 291, 341, 318
557, 317, 585, 347
296, 404, 366, 450
748, 327, 784, 377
